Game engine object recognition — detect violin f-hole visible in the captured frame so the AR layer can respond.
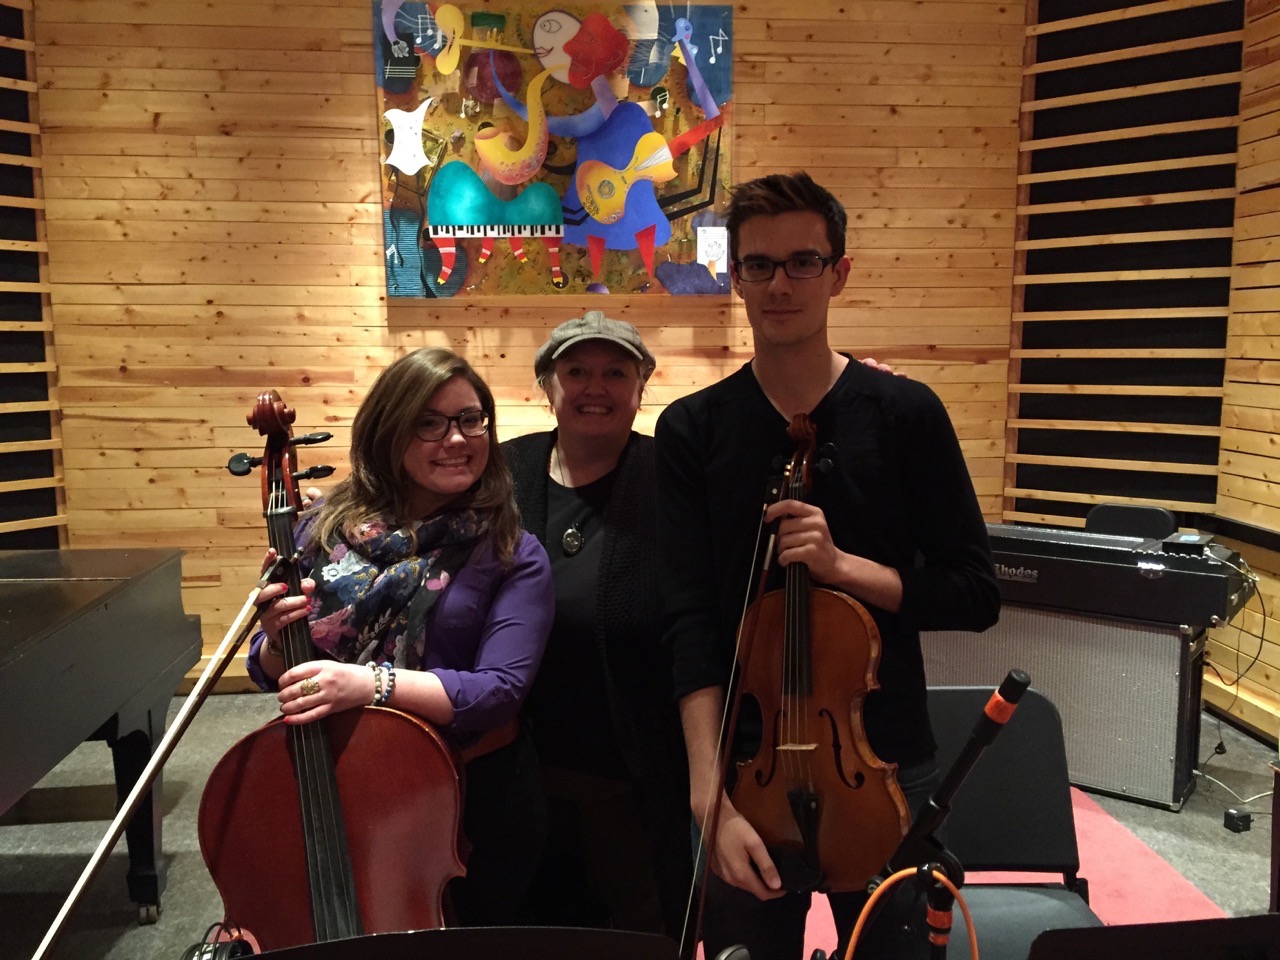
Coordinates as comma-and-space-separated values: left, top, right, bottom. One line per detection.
818, 707, 867, 791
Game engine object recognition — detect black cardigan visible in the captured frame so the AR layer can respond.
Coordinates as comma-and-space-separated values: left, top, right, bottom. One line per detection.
503, 429, 692, 937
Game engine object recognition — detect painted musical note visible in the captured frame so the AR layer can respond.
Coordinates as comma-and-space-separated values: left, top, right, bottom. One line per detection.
653, 87, 669, 119
708, 29, 728, 65
414, 13, 441, 50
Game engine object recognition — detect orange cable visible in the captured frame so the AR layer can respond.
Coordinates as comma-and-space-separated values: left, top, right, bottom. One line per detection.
841, 868, 979, 960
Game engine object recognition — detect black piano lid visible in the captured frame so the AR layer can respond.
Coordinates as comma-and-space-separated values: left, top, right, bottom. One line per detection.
0, 548, 186, 668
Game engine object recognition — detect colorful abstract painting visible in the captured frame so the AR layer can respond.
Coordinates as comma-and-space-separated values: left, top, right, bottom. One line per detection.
373, 2, 733, 298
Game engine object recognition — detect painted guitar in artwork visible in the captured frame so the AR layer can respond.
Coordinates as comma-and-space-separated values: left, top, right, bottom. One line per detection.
576, 130, 677, 225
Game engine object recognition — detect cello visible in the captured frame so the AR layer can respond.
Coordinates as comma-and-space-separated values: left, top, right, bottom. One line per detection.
197, 390, 466, 951
726, 412, 910, 894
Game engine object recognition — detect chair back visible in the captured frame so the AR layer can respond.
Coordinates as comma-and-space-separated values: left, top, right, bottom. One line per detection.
927, 686, 1081, 878
1084, 503, 1177, 540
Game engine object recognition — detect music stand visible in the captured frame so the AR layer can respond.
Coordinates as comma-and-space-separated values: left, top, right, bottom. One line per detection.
1027, 913, 1280, 960
255, 926, 683, 960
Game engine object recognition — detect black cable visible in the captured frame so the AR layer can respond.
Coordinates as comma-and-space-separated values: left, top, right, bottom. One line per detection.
1209, 558, 1265, 725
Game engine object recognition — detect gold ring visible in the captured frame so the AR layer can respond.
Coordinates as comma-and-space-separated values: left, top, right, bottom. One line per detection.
300, 677, 321, 697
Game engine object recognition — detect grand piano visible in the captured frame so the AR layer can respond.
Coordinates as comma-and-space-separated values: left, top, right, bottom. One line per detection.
0, 548, 201, 920
923, 522, 1255, 809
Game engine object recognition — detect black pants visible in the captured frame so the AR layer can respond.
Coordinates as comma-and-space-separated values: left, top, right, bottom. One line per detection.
521, 767, 670, 932
448, 728, 548, 927
702, 760, 941, 960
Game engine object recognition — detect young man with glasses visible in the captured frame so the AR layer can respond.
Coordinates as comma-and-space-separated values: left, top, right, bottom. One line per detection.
655, 172, 1000, 960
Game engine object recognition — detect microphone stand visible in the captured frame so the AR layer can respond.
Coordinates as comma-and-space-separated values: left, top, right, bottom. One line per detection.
857, 669, 1033, 960
29, 557, 287, 960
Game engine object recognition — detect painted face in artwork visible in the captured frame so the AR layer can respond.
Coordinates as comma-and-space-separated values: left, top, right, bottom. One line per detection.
532, 10, 579, 82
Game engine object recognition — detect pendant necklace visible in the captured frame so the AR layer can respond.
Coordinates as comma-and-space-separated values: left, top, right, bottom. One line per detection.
554, 443, 586, 557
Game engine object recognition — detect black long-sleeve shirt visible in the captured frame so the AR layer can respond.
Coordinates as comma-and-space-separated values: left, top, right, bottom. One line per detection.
655, 359, 1000, 766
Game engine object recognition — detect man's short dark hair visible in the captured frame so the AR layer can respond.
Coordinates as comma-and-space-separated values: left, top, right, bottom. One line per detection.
725, 171, 847, 263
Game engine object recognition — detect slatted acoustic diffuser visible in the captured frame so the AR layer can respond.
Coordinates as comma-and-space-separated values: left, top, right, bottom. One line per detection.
1006, 0, 1245, 528
0, 0, 59, 548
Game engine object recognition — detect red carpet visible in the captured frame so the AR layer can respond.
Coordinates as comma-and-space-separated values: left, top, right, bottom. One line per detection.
799, 787, 1225, 955
1059, 787, 1225, 924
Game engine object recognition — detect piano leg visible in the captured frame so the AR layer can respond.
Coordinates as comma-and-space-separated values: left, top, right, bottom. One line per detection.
105, 690, 171, 924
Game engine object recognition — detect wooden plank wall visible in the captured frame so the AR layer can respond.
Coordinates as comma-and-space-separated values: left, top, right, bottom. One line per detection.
31, 0, 1021, 680
1213, 0, 1280, 739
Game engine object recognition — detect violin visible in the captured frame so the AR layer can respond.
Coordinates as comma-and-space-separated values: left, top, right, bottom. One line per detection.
728, 413, 910, 893
197, 390, 466, 951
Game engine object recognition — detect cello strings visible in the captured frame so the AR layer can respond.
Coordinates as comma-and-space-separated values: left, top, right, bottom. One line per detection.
270, 471, 361, 938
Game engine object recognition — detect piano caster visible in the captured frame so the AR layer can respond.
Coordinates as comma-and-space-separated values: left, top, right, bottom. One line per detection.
138, 902, 160, 925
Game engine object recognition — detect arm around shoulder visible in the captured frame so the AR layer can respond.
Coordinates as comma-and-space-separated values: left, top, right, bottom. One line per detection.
894, 383, 1001, 633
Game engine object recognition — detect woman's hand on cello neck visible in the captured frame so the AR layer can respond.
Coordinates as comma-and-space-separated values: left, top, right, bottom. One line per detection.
254, 547, 378, 725
254, 547, 315, 676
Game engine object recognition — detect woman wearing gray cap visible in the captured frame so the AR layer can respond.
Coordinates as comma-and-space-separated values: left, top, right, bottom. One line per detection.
503, 311, 693, 946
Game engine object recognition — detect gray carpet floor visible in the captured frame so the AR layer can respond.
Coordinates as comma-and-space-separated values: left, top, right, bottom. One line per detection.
0, 694, 1274, 960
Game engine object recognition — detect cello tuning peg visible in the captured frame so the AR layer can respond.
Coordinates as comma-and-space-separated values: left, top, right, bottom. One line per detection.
293, 431, 333, 446
295, 465, 335, 481
226, 452, 261, 476
815, 458, 835, 476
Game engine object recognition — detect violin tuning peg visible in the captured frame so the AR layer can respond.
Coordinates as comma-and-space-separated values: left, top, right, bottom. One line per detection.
815, 459, 834, 475
818, 443, 838, 459
226, 452, 259, 476
293, 431, 333, 446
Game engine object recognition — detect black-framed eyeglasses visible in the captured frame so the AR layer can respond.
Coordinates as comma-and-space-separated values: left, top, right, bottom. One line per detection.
415, 409, 490, 442
734, 254, 840, 283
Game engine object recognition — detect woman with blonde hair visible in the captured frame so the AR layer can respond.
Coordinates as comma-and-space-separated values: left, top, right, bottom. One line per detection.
504, 312, 693, 944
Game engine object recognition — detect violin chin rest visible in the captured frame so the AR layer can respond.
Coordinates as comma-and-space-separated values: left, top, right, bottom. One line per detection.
767, 844, 824, 894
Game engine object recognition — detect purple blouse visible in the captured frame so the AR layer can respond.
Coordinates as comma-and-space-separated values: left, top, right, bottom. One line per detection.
247, 531, 553, 746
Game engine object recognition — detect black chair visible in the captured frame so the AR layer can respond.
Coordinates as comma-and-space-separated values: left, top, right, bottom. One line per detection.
926, 685, 1103, 960
1084, 502, 1177, 541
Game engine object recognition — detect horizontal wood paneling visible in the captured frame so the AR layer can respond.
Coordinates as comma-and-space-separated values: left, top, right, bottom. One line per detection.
33, 0, 1019, 678
1216, 0, 1280, 739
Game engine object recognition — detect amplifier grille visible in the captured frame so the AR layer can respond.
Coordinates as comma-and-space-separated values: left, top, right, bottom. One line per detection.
924, 603, 1201, 808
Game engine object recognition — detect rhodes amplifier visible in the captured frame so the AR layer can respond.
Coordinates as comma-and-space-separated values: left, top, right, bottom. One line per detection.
923, 603, 1202, 808
921, 521, 1251, 808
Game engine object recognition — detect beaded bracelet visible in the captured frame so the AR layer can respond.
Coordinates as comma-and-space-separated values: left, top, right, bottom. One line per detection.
369, 660, 383, 706
378, 661, 397, 706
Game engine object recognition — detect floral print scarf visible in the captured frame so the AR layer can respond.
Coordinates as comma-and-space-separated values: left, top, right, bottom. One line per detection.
306, 509, 484, 670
